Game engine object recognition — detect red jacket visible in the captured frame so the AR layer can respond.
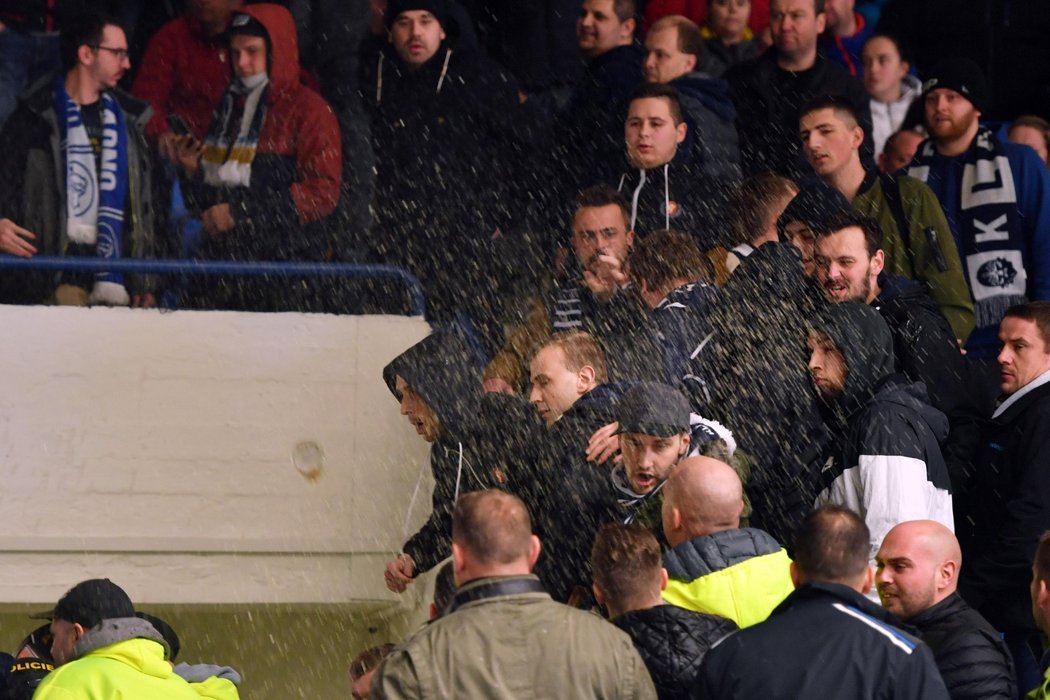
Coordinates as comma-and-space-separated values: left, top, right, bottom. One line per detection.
238, 3, 340, 227
131, 15, 231, 142
642, 0, 770, 34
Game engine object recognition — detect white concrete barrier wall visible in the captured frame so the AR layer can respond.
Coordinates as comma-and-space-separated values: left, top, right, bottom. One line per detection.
0, 306, 434, 606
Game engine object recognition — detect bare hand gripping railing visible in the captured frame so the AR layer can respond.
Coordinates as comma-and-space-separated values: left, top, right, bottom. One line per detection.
0, 256, 428, 317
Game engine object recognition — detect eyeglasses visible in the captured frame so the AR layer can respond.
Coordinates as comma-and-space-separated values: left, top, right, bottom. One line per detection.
91, 45, 130, 60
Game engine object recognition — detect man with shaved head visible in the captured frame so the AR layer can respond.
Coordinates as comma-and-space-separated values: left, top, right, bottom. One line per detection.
876, 521, 1015, 699
371, 490, 657, 699
659, 456, 795, 628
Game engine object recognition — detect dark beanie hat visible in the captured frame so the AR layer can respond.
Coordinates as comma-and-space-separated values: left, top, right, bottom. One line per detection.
776, 180, 852, 239
921, 57, 989, 113
384, 0, 448, 29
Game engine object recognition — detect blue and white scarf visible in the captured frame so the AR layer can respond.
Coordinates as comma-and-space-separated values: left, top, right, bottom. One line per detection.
908, 127, 1027, 329
56, 77, 129, 305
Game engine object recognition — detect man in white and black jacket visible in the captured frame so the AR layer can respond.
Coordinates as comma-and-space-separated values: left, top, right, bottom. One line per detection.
697, 505, 950, 699
807, 301, 954, 561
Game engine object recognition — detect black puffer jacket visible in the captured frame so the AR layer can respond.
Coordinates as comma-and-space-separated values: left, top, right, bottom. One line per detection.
910, 593, 1016, 700
614, 604, 737, 700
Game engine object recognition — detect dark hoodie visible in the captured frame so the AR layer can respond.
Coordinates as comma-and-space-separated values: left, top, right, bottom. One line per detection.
360, 32, 523, 323
811, 302, 954, 559
383, 331, 543, 573
685, 242, 828, 547
670, 71, 740, 185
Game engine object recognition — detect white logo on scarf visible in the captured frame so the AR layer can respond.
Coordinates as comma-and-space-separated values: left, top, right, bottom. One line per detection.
69, 161, 94, 217
961, 155, 1016, 210
967, 250, 1027, 300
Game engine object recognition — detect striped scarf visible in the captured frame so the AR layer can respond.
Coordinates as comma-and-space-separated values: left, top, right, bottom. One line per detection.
201, 76, 269, 188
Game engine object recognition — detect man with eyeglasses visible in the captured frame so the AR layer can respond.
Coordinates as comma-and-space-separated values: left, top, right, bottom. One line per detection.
0, 11, 157, 308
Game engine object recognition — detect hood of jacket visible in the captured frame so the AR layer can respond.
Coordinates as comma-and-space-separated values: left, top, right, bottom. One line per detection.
663, 527, 784, 581
234, 4, 300, 98
671, 71, 736, 122
383, 331, 484, 441
776, 179, 852, 241
871, 374, 950, 445
21, 74, 152, 127
725, 241, 825, 315
810, 302, 895, 416
72, 616, 172, 675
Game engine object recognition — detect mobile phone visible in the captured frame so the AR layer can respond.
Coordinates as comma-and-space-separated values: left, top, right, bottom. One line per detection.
167, 113, 192, 137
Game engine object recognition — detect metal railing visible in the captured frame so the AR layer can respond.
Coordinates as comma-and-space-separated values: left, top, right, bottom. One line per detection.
0, 256, 427, 317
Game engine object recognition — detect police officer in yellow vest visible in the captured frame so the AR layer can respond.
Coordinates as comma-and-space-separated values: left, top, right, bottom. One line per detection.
660, 456, 795, 628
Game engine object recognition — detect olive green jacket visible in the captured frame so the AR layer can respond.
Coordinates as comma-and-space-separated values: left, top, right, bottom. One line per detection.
853, 172, 975, 342
372, 575, 657, 699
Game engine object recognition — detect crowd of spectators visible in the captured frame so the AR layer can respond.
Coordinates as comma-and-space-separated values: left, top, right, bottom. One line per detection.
5, 0, 1050, 698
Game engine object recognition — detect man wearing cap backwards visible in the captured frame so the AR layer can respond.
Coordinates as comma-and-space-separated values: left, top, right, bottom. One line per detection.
907, 57, 1050, 359
33, 579, 201, 699
359, 0, 522, 331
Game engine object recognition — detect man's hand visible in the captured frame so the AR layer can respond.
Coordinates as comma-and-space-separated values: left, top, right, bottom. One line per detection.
582, 253, 629, 303
482, 377, 516, 395
202, 204, 235, 236
0, 219, 37, 257
132, 293, 156, 309
587, 421, 622, 465
157, 130, 180, 162
384, 553, 415, 593
172, 133, 203, 176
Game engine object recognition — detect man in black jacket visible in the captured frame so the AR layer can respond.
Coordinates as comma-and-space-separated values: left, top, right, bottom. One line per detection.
725, 0, 871, 178
697, 505, 950, 699
957, 302, 1050, 692
618, 82, 729, 247
528, 330, 626, 602
812, 210, 987, 481
359, 0, 522, 327
875, 520, 1016, 700
381, 331, 542, 593
591, 523, 737, 700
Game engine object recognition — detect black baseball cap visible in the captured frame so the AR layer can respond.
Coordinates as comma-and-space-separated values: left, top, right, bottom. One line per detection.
36, 579, 135, 629
617, 382, 690, 437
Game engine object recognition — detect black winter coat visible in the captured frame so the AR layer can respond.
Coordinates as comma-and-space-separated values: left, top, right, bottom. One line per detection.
911, 592, 1016, 700
533, 382, 626, 602
697, 582, 950, 699
686, 243, 829, 547
614, 604, 737, 700
958, 379, 1050, 635
361, 43, 523, 321
382, 332, 544, 574
726, 48, 872, 179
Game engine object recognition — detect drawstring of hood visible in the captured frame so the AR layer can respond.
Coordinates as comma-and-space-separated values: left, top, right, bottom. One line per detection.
663, 163, 670, 229
376, 47, 453, 104
619, 163, 672, 231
